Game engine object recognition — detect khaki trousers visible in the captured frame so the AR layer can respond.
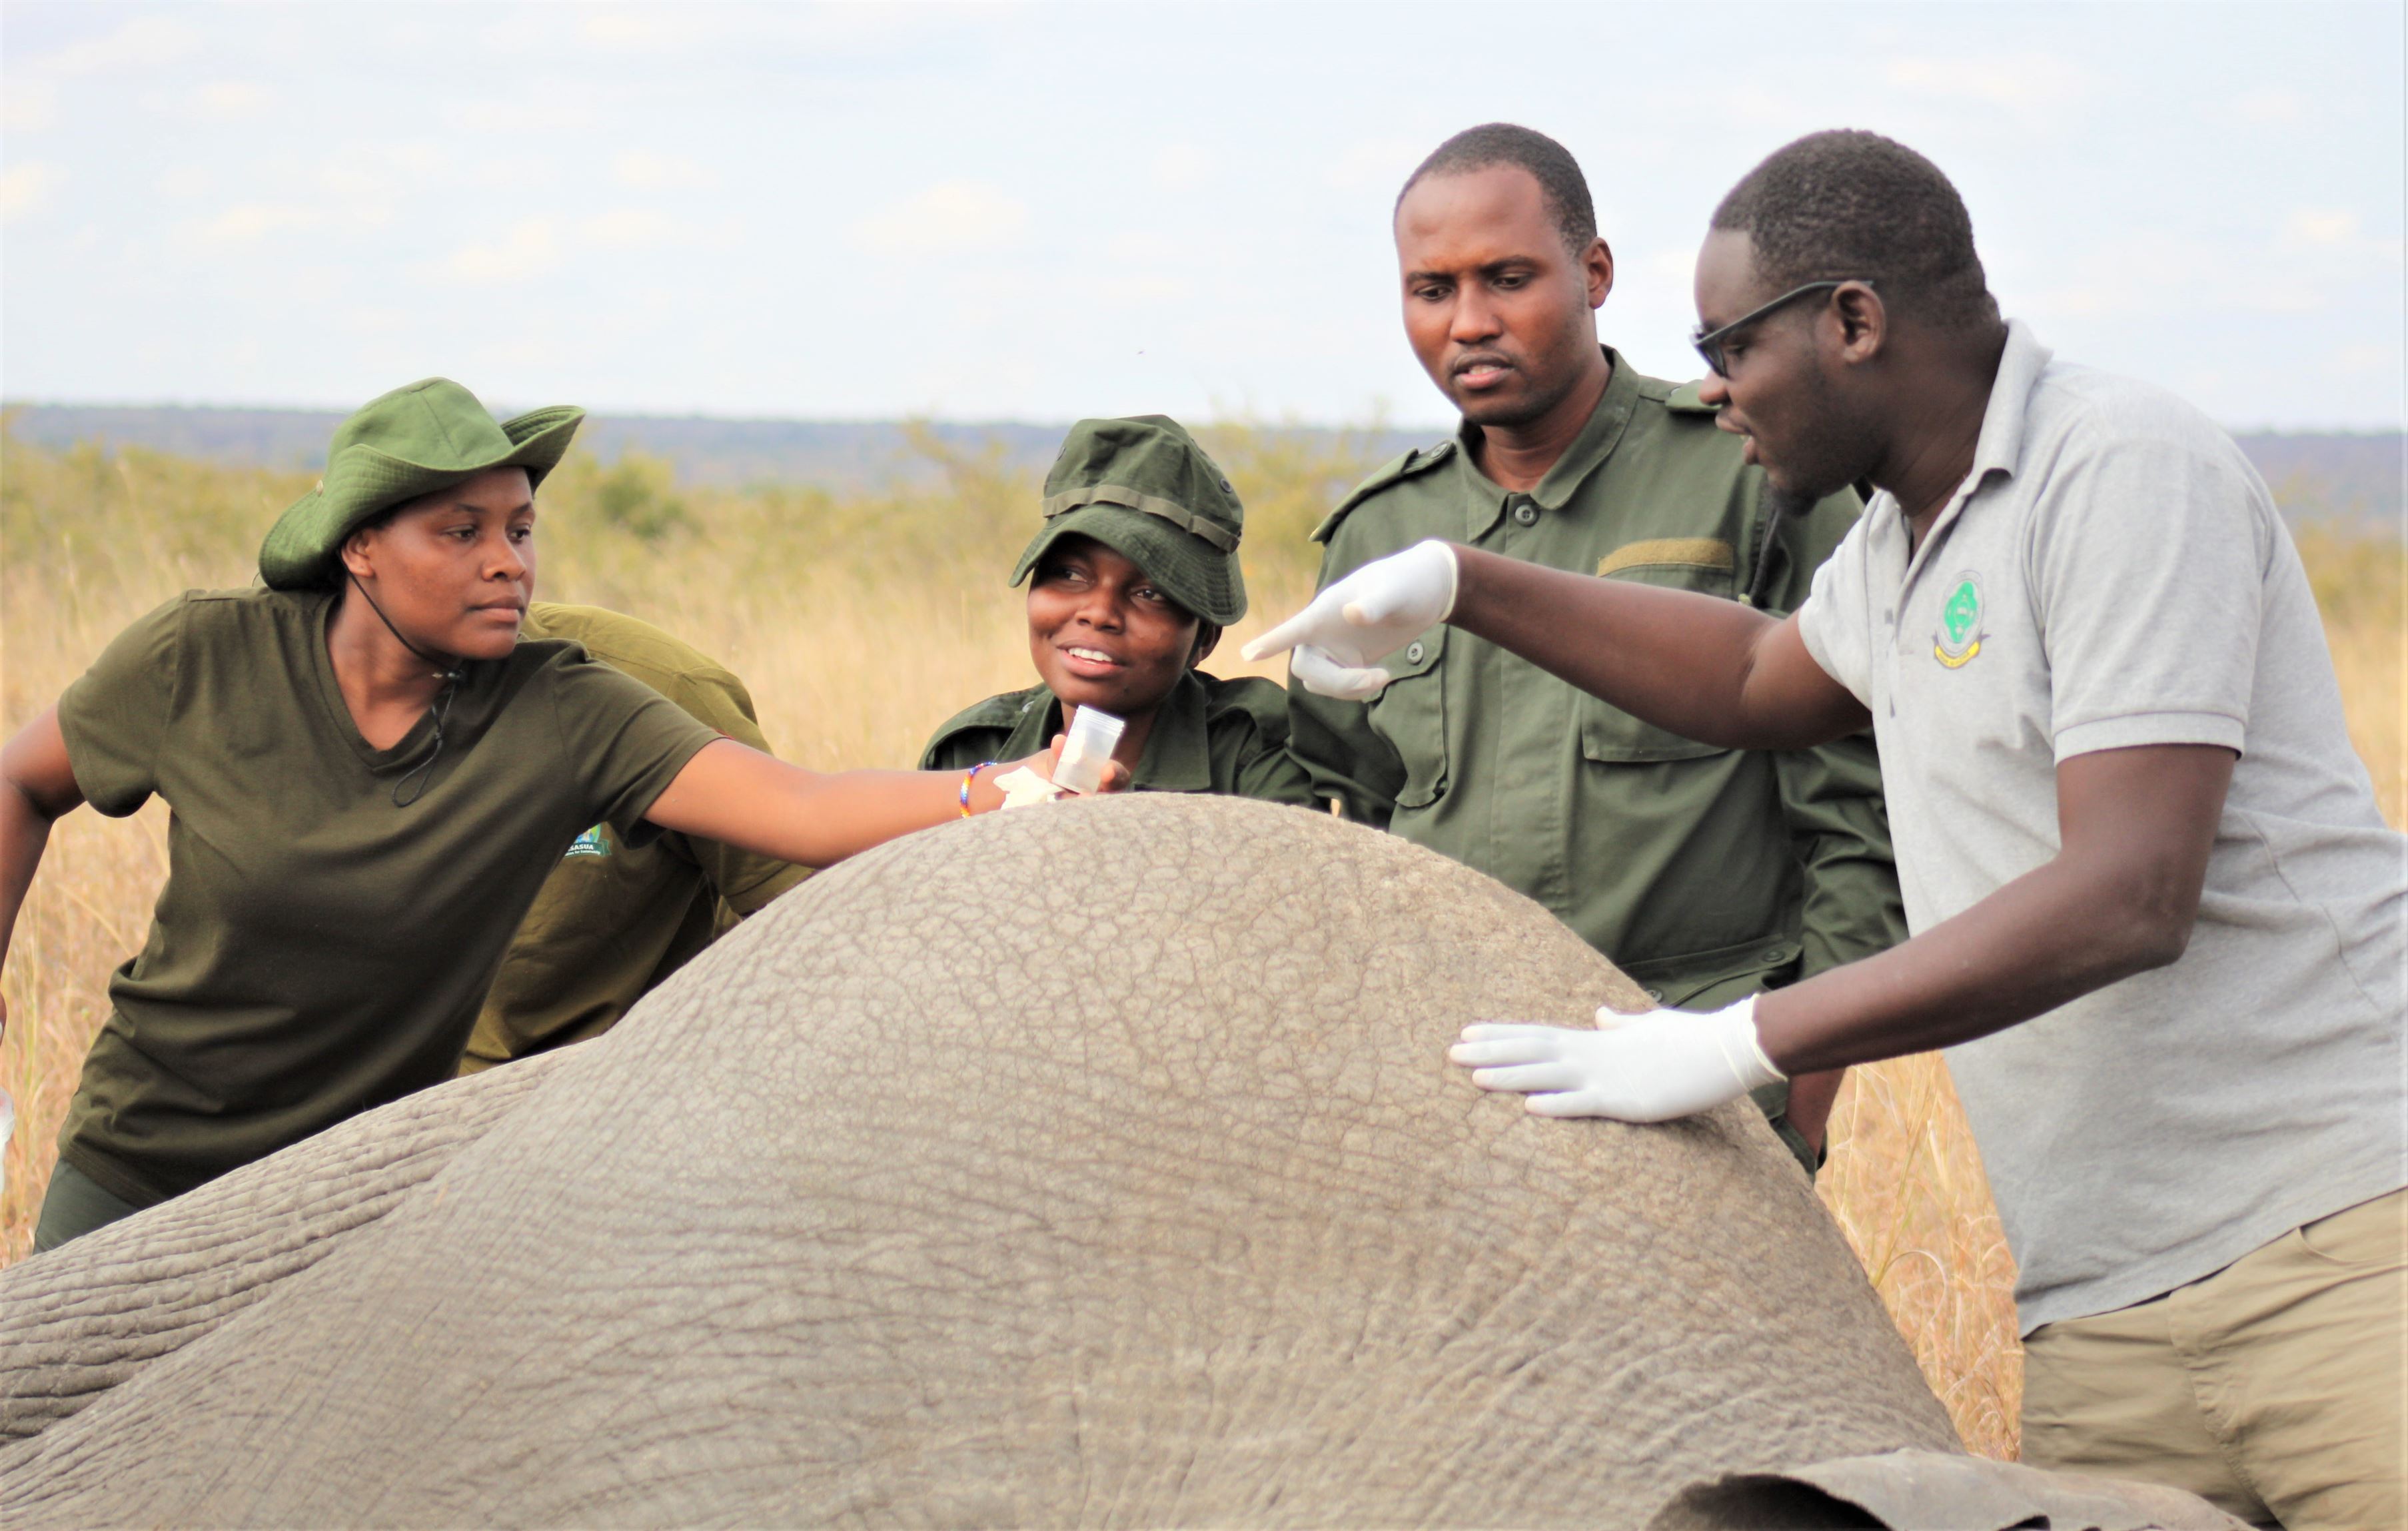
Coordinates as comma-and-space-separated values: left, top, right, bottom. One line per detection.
2020, 1187, 2405, 1530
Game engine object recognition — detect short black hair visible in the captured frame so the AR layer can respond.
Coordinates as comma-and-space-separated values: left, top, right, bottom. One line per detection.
1397, 123, 1598, 256
1712, 130, 1998, 332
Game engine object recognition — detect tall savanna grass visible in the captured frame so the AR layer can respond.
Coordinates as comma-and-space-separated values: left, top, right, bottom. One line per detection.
2, 424, 2398, 1463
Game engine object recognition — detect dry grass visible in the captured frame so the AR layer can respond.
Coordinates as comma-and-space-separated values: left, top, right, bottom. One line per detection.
1, 426, 2398, 1464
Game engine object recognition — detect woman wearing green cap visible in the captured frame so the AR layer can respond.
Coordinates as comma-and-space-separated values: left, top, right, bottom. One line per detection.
920, 415, 1319, 807
0, 379, 1105, 1252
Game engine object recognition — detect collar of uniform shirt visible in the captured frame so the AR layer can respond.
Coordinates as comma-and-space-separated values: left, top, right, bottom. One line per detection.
1452, 344, 1644, 543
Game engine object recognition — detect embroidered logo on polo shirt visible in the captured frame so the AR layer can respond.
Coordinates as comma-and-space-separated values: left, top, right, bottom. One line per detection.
564, 824, 611, 859
1934, 574, 1985, 669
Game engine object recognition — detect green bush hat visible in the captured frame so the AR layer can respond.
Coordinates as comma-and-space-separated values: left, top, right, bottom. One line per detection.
1009, 415, 1247, 626
258, 378, 585, 590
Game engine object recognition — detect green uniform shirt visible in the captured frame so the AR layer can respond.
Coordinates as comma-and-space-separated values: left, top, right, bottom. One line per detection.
456, 604, 810, 1076
1292, 349, 1906, 1010
919, 670, 1321, 807
53, 586, 722, 1207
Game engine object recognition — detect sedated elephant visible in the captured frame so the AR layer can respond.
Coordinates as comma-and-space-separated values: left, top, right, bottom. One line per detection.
0, 794, 2239, 1528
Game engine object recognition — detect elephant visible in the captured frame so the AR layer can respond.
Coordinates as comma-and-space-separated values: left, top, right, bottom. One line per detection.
0, 793, 2239, 1529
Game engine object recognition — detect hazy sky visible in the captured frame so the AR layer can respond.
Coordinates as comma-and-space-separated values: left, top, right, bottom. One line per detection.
3, 1, 2401, 430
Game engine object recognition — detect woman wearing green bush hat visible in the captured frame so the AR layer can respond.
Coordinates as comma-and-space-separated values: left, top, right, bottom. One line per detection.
0, 378, 1107, 1252
921, 414, 1319, 807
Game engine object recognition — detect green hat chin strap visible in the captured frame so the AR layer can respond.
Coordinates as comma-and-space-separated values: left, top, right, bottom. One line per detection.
1041, 484, 1239, 553
342, 572, 464, 807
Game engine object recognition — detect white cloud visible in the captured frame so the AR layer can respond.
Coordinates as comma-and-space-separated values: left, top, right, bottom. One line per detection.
1152, 144, 1217, 191
443, 219, 561, 283
1325, 137, 1421, 193
1106, 230, 1181, 264
614, 151, 716, 191
579, 10, 688, 52
3, 78, 58, 131
0, 163, 61, 219
1643, 247, 1693, 283
194, 81, 272, 121
1102, 275, 1192, 307
27, 15, 198, 76
580, 207, 681, 249
848, 183, 1028, 256
2331, 343, 2395, 377
1884, 53, 2087, 119
2286, 209, 2360, 248
2239, 87, 2305, 125
197, 203, 320, 244
458, 92, 592, 135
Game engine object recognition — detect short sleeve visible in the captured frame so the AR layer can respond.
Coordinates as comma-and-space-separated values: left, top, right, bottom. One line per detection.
2026, 425, 2265, 762
649, 663, 810, 910
1795, 516, 1876, 708
546, 652, 724, 847
57, 596, 185, 817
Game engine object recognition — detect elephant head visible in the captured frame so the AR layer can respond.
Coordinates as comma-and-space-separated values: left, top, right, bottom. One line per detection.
0, 795, 2239, 1529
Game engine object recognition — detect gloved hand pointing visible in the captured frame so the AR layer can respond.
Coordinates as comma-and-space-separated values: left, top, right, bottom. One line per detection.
1448, 996, 1784, 1122
1241, 540, 1459, 701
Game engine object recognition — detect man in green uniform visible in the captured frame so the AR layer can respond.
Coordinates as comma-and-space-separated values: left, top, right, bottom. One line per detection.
1283, 124, 1903, 1161
922, 416, 1319, 808
458, 603, 810, 1074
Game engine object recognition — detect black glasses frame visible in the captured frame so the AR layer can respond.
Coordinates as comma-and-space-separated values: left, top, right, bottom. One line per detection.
1691, 278, 1874, 378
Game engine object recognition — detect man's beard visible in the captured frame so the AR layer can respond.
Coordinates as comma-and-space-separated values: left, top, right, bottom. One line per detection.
1765, 363, 1882, 504
1762, 480, 1824, 521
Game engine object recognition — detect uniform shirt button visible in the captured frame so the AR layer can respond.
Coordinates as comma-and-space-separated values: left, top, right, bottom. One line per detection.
1644, 988, 1664, 1003
1511, 502, 1539, 526
1405, 642, 1425, 664
1760, 949, 1786, 963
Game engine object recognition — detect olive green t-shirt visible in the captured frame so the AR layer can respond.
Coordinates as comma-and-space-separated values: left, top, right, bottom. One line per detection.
53, 586, 722, 1206
457, 604, 810, 1075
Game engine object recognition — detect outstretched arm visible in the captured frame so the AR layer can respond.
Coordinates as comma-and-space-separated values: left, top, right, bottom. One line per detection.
1243, 540, 1867, 751
643, 738, 1109, 870
0, 708, 87, 1045
1446, 546, 1868, 752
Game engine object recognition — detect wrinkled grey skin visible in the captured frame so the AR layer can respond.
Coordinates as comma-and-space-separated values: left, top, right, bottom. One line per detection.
1, 795, 2237, 1529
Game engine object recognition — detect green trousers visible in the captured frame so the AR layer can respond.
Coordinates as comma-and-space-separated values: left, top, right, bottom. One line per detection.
33, 1159, 145, 1253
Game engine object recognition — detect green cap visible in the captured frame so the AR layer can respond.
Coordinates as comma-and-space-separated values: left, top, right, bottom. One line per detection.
258, 378, 585, 590
1009, 415, 1247, 626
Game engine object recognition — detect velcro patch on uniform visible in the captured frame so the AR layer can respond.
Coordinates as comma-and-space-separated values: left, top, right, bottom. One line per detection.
1597, 538, 1736, 578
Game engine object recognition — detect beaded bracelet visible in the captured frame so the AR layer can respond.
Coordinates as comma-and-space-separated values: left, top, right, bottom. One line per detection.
958, 760, 997, 816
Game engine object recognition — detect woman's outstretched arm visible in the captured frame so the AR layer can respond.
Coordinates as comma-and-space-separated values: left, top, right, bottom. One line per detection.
642, 738, 1110, 870
0, 708, 87, 1044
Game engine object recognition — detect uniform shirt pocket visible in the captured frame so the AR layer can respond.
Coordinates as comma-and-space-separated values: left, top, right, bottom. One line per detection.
1367, 624, 1448, 809
1582, 547, 1738, 764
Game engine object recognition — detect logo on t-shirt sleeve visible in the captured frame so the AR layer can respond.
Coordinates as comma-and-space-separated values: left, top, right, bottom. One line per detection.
1934, 573, 1986, 669
564, 824, 612, 859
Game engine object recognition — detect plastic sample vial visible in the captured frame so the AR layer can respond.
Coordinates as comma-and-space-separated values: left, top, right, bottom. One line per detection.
1053, 707, 1126, 796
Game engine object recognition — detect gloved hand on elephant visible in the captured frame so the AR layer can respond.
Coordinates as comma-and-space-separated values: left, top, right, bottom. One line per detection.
1449, 995, 1785, 1121
1240, 538, 1459, 701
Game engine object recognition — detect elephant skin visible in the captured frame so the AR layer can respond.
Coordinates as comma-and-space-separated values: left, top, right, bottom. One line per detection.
0, 794, 2238, 1528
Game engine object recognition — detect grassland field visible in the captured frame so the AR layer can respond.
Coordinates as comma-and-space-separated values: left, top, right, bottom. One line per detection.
2, 422, 2399, 1461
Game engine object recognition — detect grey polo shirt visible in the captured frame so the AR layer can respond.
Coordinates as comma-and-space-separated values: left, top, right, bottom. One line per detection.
1798, 320, 2405, 1332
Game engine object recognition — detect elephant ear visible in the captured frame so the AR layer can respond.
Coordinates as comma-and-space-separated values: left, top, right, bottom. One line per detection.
1650, 1448, 2251, 1531
0, 1049, 574, 1445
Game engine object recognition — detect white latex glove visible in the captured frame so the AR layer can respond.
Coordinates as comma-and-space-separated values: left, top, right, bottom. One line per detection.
1241, 539, 1459, 700
1447, 996, 1784, 1121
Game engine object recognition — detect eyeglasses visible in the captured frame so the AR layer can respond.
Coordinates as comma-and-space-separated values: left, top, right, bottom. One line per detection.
1690, 278, 1873, 378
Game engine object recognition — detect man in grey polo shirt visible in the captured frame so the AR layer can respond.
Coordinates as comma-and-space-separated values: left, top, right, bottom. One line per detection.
1247, 130, 2401, 1527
